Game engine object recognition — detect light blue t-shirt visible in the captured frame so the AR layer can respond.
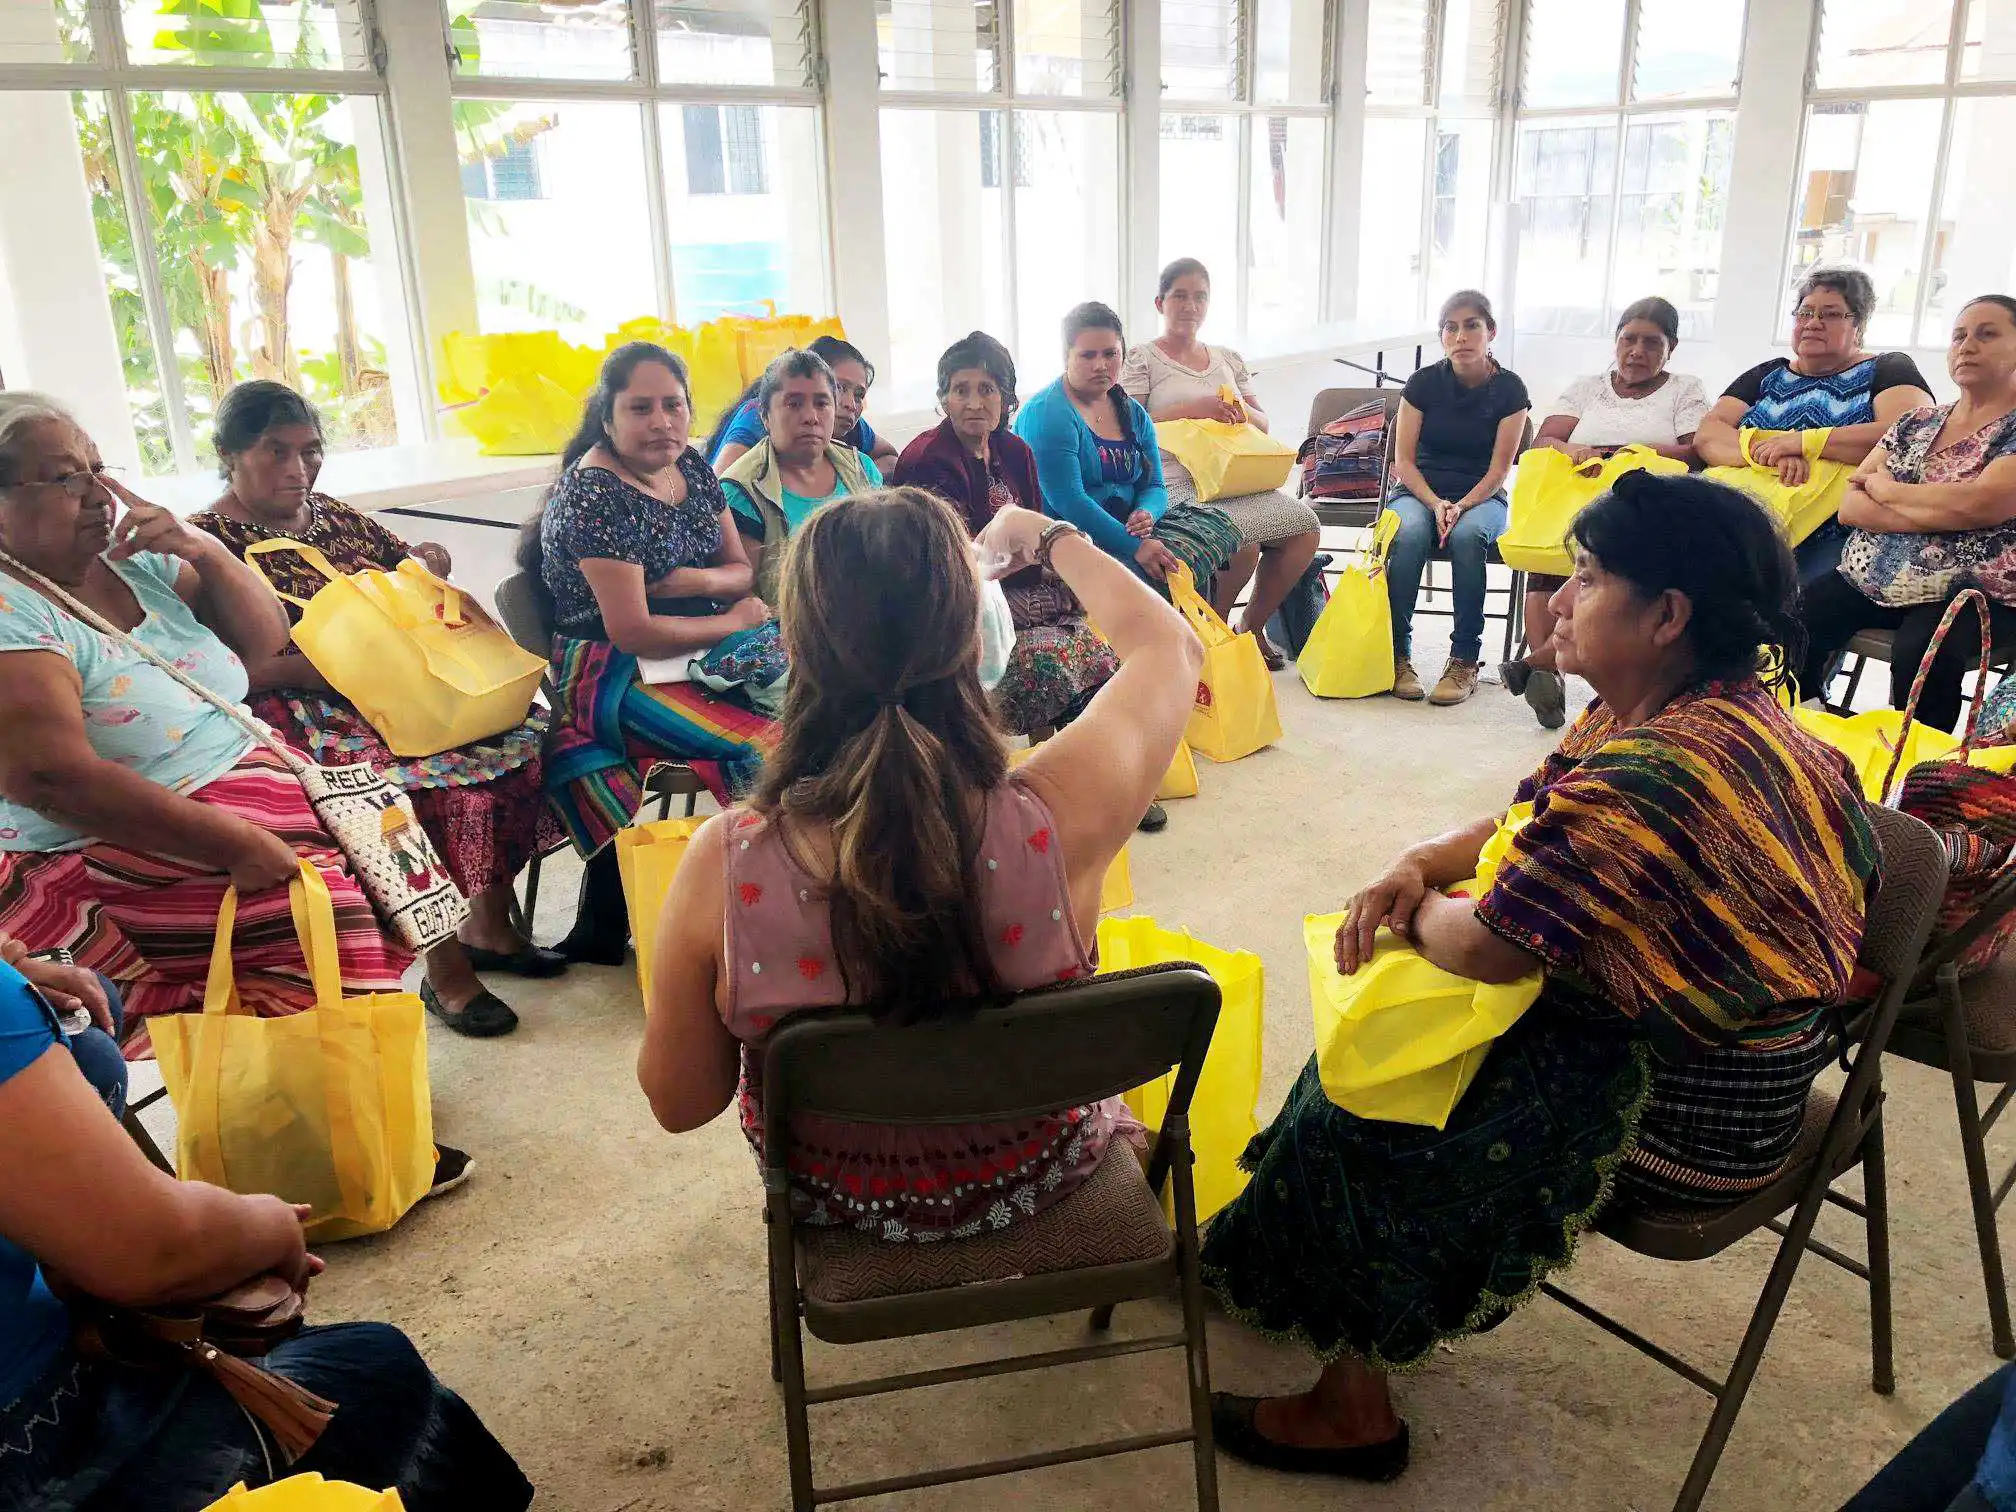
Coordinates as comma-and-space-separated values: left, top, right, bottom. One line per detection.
0, 962, 66, 1407
0, 552, 255, 851
722, 453, 885, 540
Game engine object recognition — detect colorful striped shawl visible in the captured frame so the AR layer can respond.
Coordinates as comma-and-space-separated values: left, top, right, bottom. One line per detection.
1478, 678, 1878, 1047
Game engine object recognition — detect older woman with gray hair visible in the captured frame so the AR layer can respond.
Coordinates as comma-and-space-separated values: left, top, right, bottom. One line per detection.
1695, 265, 1934, 585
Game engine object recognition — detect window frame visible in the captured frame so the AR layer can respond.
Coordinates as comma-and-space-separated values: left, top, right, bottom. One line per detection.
1790, 0, 2009, 348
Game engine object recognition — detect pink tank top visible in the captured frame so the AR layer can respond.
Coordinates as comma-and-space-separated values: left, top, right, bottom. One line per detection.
722, 778, 1132, 1240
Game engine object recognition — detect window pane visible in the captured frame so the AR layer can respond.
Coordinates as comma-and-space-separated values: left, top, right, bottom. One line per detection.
1631, 0, 1743, 99
1512, 119, 1619, 335
1438, 0, 1504, 110
660, 103, 828, 326
1253, 0, 1330, 104
1428, 117, 1494, 298
1162, 0, 1241, 100
1790, 100, 1943, 347
1814, 0, 1956, 90
1160, 114, 1242, 337
1011, 111, 1121, 372
1962, 0, 2016, 79
1522, 0, 1625, 108
449, 0, 636, 83
1923, 96, 2016, 343
656, 0, 816, 89
1365, 0, 1432, 104
878, 109, 1009, 411
67, 91, 173, 473
1247, 117, 1325, 339
1015, 0, 1121, 97
123, 0, 367, 69
1610, 111, 1734, 339
1, 2, 92, 64
113, 90, 406, 465
877, 0, 998, 92
1359, 116, 1428, 324
460, 100, 656, 344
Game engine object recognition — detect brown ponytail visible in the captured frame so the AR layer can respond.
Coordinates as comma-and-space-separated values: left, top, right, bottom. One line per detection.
752, 487, 1009, 1024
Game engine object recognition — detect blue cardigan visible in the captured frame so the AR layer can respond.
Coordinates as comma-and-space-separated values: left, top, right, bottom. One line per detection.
1012, 380, 1168, 568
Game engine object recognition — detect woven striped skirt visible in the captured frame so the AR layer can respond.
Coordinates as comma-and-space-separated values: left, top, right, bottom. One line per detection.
1152, 501, 1245, 587
0, 745, 412, 1043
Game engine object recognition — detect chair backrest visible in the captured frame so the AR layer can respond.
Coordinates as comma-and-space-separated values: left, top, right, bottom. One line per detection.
759, 964, 1221, 1163
1306, 386, 1401, 438
1860, 805, 1950, 987
493, 571, 553, 657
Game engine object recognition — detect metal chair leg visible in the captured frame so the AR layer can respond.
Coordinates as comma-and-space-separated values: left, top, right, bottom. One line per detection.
1168, 1130, 1220, 1512
1943, 968, 2016, 1358
685, 790, 698, 818
123, 1106, 174, 1174
1863, 1108, 1896, 1393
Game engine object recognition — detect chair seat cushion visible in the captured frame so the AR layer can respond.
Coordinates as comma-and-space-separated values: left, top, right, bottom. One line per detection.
797, 1138, 1172, 1308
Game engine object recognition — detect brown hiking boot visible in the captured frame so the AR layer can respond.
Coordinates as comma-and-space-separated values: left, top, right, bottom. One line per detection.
1429, 659, 1481, 706
1392, 657, 1425, 701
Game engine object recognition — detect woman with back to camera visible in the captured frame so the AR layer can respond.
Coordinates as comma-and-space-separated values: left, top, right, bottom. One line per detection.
706, 335, 899, 472
523, 341, 775, 965
635, 487, 1202, 1242
1122, 258, 1322, 669
1384, 290, 1531, 707
1503, 296, 1709, 729
1200, 473, 1872, 1482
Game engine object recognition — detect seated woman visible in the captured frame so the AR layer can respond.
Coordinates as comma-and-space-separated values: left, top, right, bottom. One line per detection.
190, 381, 561, 1041
1016, 302, 1243, 601
719, 349, 885, 607
892, 330, 1120, 739
1505, 296, 1709, 729
1386, 291, 1531, 707
636, 488, 1201, 1241
1121, 258, 1321, 669
1695, 266, 1934, 588
0, 959, 532, 1509
1797, 296, 2016, 732
0, 396, 417, 1034
706, 335, 899, 472
524, 342, 778, 965
1200, 472, 1873, 1481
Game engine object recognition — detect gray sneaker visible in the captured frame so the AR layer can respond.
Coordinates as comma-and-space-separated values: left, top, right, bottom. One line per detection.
1525, 668, 1567, 729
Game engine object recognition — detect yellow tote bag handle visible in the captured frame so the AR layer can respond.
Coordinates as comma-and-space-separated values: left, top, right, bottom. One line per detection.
242, 539, 343, 611
1166, 563, 1234, 648
204, 860, 340, 1015
204, 884, 250, 1017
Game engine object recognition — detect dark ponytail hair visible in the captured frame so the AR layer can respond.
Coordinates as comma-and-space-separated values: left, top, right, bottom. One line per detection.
517, 341, 689, 595
754, 487, 1008, 1025
1616, 296, 1681, 347
1568, 471, 1805, 692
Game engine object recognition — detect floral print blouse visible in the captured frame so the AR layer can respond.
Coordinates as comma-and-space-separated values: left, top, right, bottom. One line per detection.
1839, 405, 2016, 608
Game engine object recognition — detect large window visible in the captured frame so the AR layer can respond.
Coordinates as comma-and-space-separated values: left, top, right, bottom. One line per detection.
1790, 0, 2016, 349
875, 0, 1123, 408
1357, 0, 1503, 326
450, 0, 829, 355
1159, 0, 1333, 344
1513, 0, 1738, 339
4, 1, 413, 474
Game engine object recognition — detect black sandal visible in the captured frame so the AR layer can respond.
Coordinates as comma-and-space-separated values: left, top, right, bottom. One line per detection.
461, 943, 568, 979
420, 980, 520, 1039
1210, 1393, 1410, 1481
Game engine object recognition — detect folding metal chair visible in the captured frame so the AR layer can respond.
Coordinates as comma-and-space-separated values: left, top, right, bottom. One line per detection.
1541, 805, 1948, 1512
761, 963, 1223, 1510
1828, 626, 2016, 715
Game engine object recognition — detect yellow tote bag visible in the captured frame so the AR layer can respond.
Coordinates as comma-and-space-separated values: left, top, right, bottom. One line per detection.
1793, 705, 1963, 802
1705, 427, 1854, 546
1168, 564, 1283, 762
204, 1476, 405, 1511
1097, 915, 1263, 1221
244, 541, 547, 759
616, 817, 707, 1005
1157, 740, 1200, 800
1500, 444, 1688, 576
1155, 387, 1297, 501
1300, 510, 1400, 699
152, 862, 434, 1244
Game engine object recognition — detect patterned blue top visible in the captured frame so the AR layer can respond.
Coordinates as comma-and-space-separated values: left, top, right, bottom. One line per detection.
0, 964, 65, 1408
1095, 434, 1147, 484
540, 453, 729, 637
1723, 353, 1931, 432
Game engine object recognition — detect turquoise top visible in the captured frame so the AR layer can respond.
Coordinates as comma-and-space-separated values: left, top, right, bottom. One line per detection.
722, 454, 884, 540
0, 962, 66, 1406
1012, 380, 1170, 568
0, 552, 255, 852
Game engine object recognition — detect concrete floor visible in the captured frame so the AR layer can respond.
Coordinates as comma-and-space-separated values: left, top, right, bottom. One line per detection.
277, 616, 2016, 1512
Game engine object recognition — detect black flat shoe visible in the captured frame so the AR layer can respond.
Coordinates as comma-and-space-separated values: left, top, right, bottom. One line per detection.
420, 980, 520, 1039
461, 943, 569, 978
554, 930, 628, 967
1137, 801, 1169, 833
1210, 1393, 1410, 1482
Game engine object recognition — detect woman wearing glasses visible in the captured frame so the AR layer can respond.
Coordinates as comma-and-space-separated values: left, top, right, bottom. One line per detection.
1694, 266, 1934, 587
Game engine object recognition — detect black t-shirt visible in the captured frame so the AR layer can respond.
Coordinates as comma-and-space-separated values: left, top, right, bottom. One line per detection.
1400, 360, 1532, 502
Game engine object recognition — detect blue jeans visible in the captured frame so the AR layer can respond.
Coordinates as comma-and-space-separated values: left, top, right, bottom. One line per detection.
1385, 490, 1509, 664
1841, 1363, 2016, 1510
0, 1323, 533, 1512
63, 976, 126, 1119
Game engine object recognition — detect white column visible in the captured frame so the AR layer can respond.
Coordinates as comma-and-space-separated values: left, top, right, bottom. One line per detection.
1325, 0, 1371, 320
820, 0, 894, 367
0, 5, 139, 466
1121, 0, 1162, 329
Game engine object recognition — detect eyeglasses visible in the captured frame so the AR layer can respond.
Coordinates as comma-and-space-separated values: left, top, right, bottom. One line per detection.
2, 464, 121, 499
1792, 308, 1853, 326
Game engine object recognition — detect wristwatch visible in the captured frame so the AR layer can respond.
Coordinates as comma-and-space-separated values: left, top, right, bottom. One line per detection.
1034, 519, 1083, 570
